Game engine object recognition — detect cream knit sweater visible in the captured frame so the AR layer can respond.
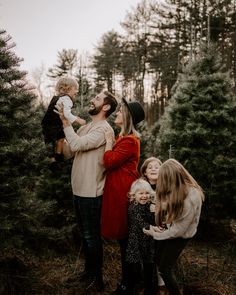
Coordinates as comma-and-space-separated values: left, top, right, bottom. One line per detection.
152, 187, 203, 240
63, 120, 114, 197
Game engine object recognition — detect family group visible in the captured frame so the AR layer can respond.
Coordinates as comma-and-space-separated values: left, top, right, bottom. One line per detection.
41, 77, 204, 295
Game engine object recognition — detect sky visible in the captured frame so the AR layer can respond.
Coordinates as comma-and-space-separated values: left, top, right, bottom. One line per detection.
0, 0, 141, 73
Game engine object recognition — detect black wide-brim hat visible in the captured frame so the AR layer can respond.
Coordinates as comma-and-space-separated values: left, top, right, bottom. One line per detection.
122, 97, 145, 125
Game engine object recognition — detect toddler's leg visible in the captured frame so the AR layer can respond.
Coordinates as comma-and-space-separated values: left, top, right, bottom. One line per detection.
56, 138, 65, 154
55, 138, 65, 162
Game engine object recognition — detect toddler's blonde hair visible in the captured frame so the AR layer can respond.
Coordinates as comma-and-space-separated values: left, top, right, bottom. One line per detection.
55, 76, 78, 98
129, 178, 156, 203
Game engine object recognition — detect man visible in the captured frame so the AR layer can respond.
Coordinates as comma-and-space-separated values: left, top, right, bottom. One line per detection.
59, 90, 118, 292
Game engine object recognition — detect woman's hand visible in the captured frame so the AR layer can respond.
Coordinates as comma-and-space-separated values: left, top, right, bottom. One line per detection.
104, 130, 114, 151
54, 103, 71, 127
105, 130, 114, 143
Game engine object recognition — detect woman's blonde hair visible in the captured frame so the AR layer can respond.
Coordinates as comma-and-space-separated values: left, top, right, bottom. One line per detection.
120, 103, 140, 137
129, 178, 155, 203
140, 157, 162, 181
155, 158, 204, 226
55, 76, 78, 99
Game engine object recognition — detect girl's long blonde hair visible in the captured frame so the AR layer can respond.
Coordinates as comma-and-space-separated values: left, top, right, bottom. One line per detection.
155, 158, 204, 226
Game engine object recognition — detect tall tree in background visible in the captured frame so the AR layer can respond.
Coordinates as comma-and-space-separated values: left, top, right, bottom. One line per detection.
208, 0, 236, 90
89, 0, 236, 127
158, 43, 236, 217
0, 30, 53, 250
30, 63, 50, 103
93, 30, 121, 93
47, 49, 78, 79
121, 0, 153, 102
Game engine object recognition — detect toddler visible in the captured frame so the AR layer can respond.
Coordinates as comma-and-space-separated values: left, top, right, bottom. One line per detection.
41, 76, 86, 170
126, 179, 156, 295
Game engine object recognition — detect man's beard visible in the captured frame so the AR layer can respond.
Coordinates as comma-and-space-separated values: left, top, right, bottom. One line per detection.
88, 104, 104, 115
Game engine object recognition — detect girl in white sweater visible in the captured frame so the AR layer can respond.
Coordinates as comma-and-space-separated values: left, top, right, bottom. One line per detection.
143, 158, 204, 295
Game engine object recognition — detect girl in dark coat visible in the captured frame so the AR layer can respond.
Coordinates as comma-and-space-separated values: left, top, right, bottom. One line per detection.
126, 179, 156, 295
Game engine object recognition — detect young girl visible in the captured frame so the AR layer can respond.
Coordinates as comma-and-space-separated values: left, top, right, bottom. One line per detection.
41, 76, 86, 170
143, 159, 205, 295
126, 179, 156, 295
140, 157, 162, 190
141, 157, 168, 294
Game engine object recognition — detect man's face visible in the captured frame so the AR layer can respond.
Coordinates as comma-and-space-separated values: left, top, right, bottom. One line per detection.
88, 92, 106, 115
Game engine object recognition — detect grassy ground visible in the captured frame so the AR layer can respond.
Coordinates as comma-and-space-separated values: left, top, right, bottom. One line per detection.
1, 222, 235, 295
6, 239, 233, 295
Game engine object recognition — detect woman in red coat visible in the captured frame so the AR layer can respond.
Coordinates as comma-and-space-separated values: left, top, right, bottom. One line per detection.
101, 97, 145, 294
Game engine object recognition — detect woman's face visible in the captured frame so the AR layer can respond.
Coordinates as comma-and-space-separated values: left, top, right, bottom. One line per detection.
145, 160, 161, 184
114, 105, 123, 127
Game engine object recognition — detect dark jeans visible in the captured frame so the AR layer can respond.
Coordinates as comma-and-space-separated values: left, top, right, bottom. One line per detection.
156, 238, 190, 295
73, 195, 103, 278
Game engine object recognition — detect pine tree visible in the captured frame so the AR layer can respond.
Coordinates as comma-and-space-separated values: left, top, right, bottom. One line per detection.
47, 48, 78, 78
0, 30, 55, 250
93, 30, 122, 92
158, 43, 236, 218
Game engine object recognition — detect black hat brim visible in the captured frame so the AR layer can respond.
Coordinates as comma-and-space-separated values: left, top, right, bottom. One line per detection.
122, 97, 145, 125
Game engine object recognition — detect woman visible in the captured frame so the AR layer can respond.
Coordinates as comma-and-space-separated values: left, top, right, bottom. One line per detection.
101, 98, 145, 294
143, 158, 205, 295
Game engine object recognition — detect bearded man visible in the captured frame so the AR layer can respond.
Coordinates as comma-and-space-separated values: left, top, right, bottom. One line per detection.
59, 90, 118, 292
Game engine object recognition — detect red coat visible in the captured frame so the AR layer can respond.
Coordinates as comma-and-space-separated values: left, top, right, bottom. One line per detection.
101, 134, 140, 239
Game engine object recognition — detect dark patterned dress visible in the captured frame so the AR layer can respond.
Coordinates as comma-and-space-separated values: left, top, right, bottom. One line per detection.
126, 202, 155, 263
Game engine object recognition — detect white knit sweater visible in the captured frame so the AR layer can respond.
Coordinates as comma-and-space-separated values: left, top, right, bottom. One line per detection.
153, 187, 203, 240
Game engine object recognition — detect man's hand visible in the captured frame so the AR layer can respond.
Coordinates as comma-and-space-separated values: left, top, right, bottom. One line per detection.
54, 102, 71, 127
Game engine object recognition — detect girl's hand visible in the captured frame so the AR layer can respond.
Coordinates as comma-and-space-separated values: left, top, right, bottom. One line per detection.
152, 226, 165, 233
143, 225, 165, 236
150, 203, 155, 212
143, 225, 155, 237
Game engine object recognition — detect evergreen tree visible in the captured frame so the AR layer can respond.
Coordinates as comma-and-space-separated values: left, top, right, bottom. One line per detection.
158, 43, 236, 218
93, 30, 122, 92
47, 49, 78, 78
0, 30, 54, 250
